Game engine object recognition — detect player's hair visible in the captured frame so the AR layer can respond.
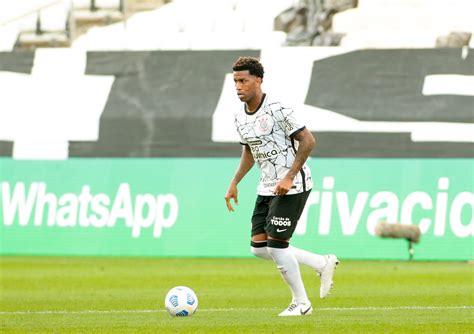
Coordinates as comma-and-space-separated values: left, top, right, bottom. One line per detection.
232, 57, 264, 79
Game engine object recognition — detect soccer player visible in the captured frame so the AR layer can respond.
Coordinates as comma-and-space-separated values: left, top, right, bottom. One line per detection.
224, 56, 339, 316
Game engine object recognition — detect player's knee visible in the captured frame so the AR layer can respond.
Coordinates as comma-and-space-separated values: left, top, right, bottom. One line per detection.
250, 240, 271, 260
266, 240, 292, 270
251, 233, 267, 242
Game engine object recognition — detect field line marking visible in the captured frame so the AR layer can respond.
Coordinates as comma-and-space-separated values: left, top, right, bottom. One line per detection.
1, 305, 473, 315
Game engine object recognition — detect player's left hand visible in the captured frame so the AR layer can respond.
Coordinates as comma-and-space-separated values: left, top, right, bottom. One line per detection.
273, 176, 293, 196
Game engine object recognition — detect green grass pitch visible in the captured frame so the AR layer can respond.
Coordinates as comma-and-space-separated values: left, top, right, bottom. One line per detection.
1, 256, 472, 333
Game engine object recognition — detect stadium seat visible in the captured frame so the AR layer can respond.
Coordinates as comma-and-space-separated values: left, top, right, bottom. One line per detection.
73, 23, 128, 50
333, 8, 474, 34
73, 0, 121, 10
2, 11, 37, 33
0, 0, 75, 50
39, 2, 70, 32
332, 0, 474, 49
188, 31, 286, 50
357, 0, 474, 11
0, 0, 46, 25
72, 0, 92, 9
340, 31, 440, 48
235, 0, 296, 19
72, 3, 178, 50
177, 11, 216, 33
242, 13, 275, 33
0, 26, 19, 51
1, 0, 71, 33
213, 12, 245, 33
95, 0, 122, 8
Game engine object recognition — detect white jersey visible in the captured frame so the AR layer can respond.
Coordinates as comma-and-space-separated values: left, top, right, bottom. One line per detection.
234, 94, 313, 196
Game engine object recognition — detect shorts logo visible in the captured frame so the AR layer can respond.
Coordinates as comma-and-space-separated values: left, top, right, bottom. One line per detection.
276, 228, 288, 233
270, 217, 291, 227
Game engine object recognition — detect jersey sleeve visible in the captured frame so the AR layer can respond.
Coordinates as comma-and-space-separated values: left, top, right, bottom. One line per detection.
234, 117, 247, 145
280, 107, 305, 137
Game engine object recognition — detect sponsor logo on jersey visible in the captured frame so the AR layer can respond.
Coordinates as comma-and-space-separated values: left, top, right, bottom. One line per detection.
262, 180, 277, 188
247, 138, 263, 146
283, 119, 294, 132
254, 149, 278, 160
270, 216, 292, 227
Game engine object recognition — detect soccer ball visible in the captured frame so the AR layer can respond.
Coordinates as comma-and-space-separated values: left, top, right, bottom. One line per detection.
164, 286, 198, 317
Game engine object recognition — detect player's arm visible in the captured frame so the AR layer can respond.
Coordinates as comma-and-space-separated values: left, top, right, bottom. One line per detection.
274, 127, 316, 195
225, 145, 255, 212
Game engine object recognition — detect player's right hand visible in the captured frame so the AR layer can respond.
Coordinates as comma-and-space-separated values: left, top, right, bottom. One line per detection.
225, 183, 238, 212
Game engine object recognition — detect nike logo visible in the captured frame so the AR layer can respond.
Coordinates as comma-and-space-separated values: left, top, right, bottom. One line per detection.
276, 228, 287, 232
301, 305, 312, 315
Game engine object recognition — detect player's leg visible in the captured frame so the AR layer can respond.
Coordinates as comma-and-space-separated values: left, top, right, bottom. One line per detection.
251, 233, 336, 300
250, 194, 330, 267
266, 237, 312, 316
250, 192, 339, 300
270, 190, 339, 299
249, 195, 310, 315
290, 246, 326, 270
253, 237, 330, 270
290, 246, 339, 298
250, 195, 272, 259
251, 235, 271, 259
265, 192, 313, 316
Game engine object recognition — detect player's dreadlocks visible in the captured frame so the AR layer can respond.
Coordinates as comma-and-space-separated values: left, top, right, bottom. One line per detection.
232, 57, 264, 79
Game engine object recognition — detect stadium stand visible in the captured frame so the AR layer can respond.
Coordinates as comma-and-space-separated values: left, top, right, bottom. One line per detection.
334, 0, 474, 48
1, 0, 473, 159
73, 0, 124, 37
2, 0, 473, 50
1, 0, 294, 50
72, 0, 294, 50
0, 0, 162, 51
0, 0, 72, 50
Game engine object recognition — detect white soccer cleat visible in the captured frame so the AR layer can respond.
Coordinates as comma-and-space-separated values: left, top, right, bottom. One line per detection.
319, 254, 339, 299
278, 302, 313, 316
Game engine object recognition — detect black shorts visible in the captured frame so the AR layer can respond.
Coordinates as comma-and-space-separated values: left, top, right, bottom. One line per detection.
251, 190, 311, 240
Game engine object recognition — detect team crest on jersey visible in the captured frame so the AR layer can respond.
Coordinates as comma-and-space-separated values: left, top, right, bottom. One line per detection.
256, 116, 273, 135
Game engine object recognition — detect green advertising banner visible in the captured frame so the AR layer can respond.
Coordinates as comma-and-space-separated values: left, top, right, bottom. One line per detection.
0, 158, 472, 260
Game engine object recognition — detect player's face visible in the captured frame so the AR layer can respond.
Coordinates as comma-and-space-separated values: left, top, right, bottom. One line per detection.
233, 70, 262, 103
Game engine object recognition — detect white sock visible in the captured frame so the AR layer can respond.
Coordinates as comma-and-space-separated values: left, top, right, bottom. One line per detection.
251, 245, 326, 272
251, 246, 272, 260
267, 247, 309, 305
290, 246, 327, 272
